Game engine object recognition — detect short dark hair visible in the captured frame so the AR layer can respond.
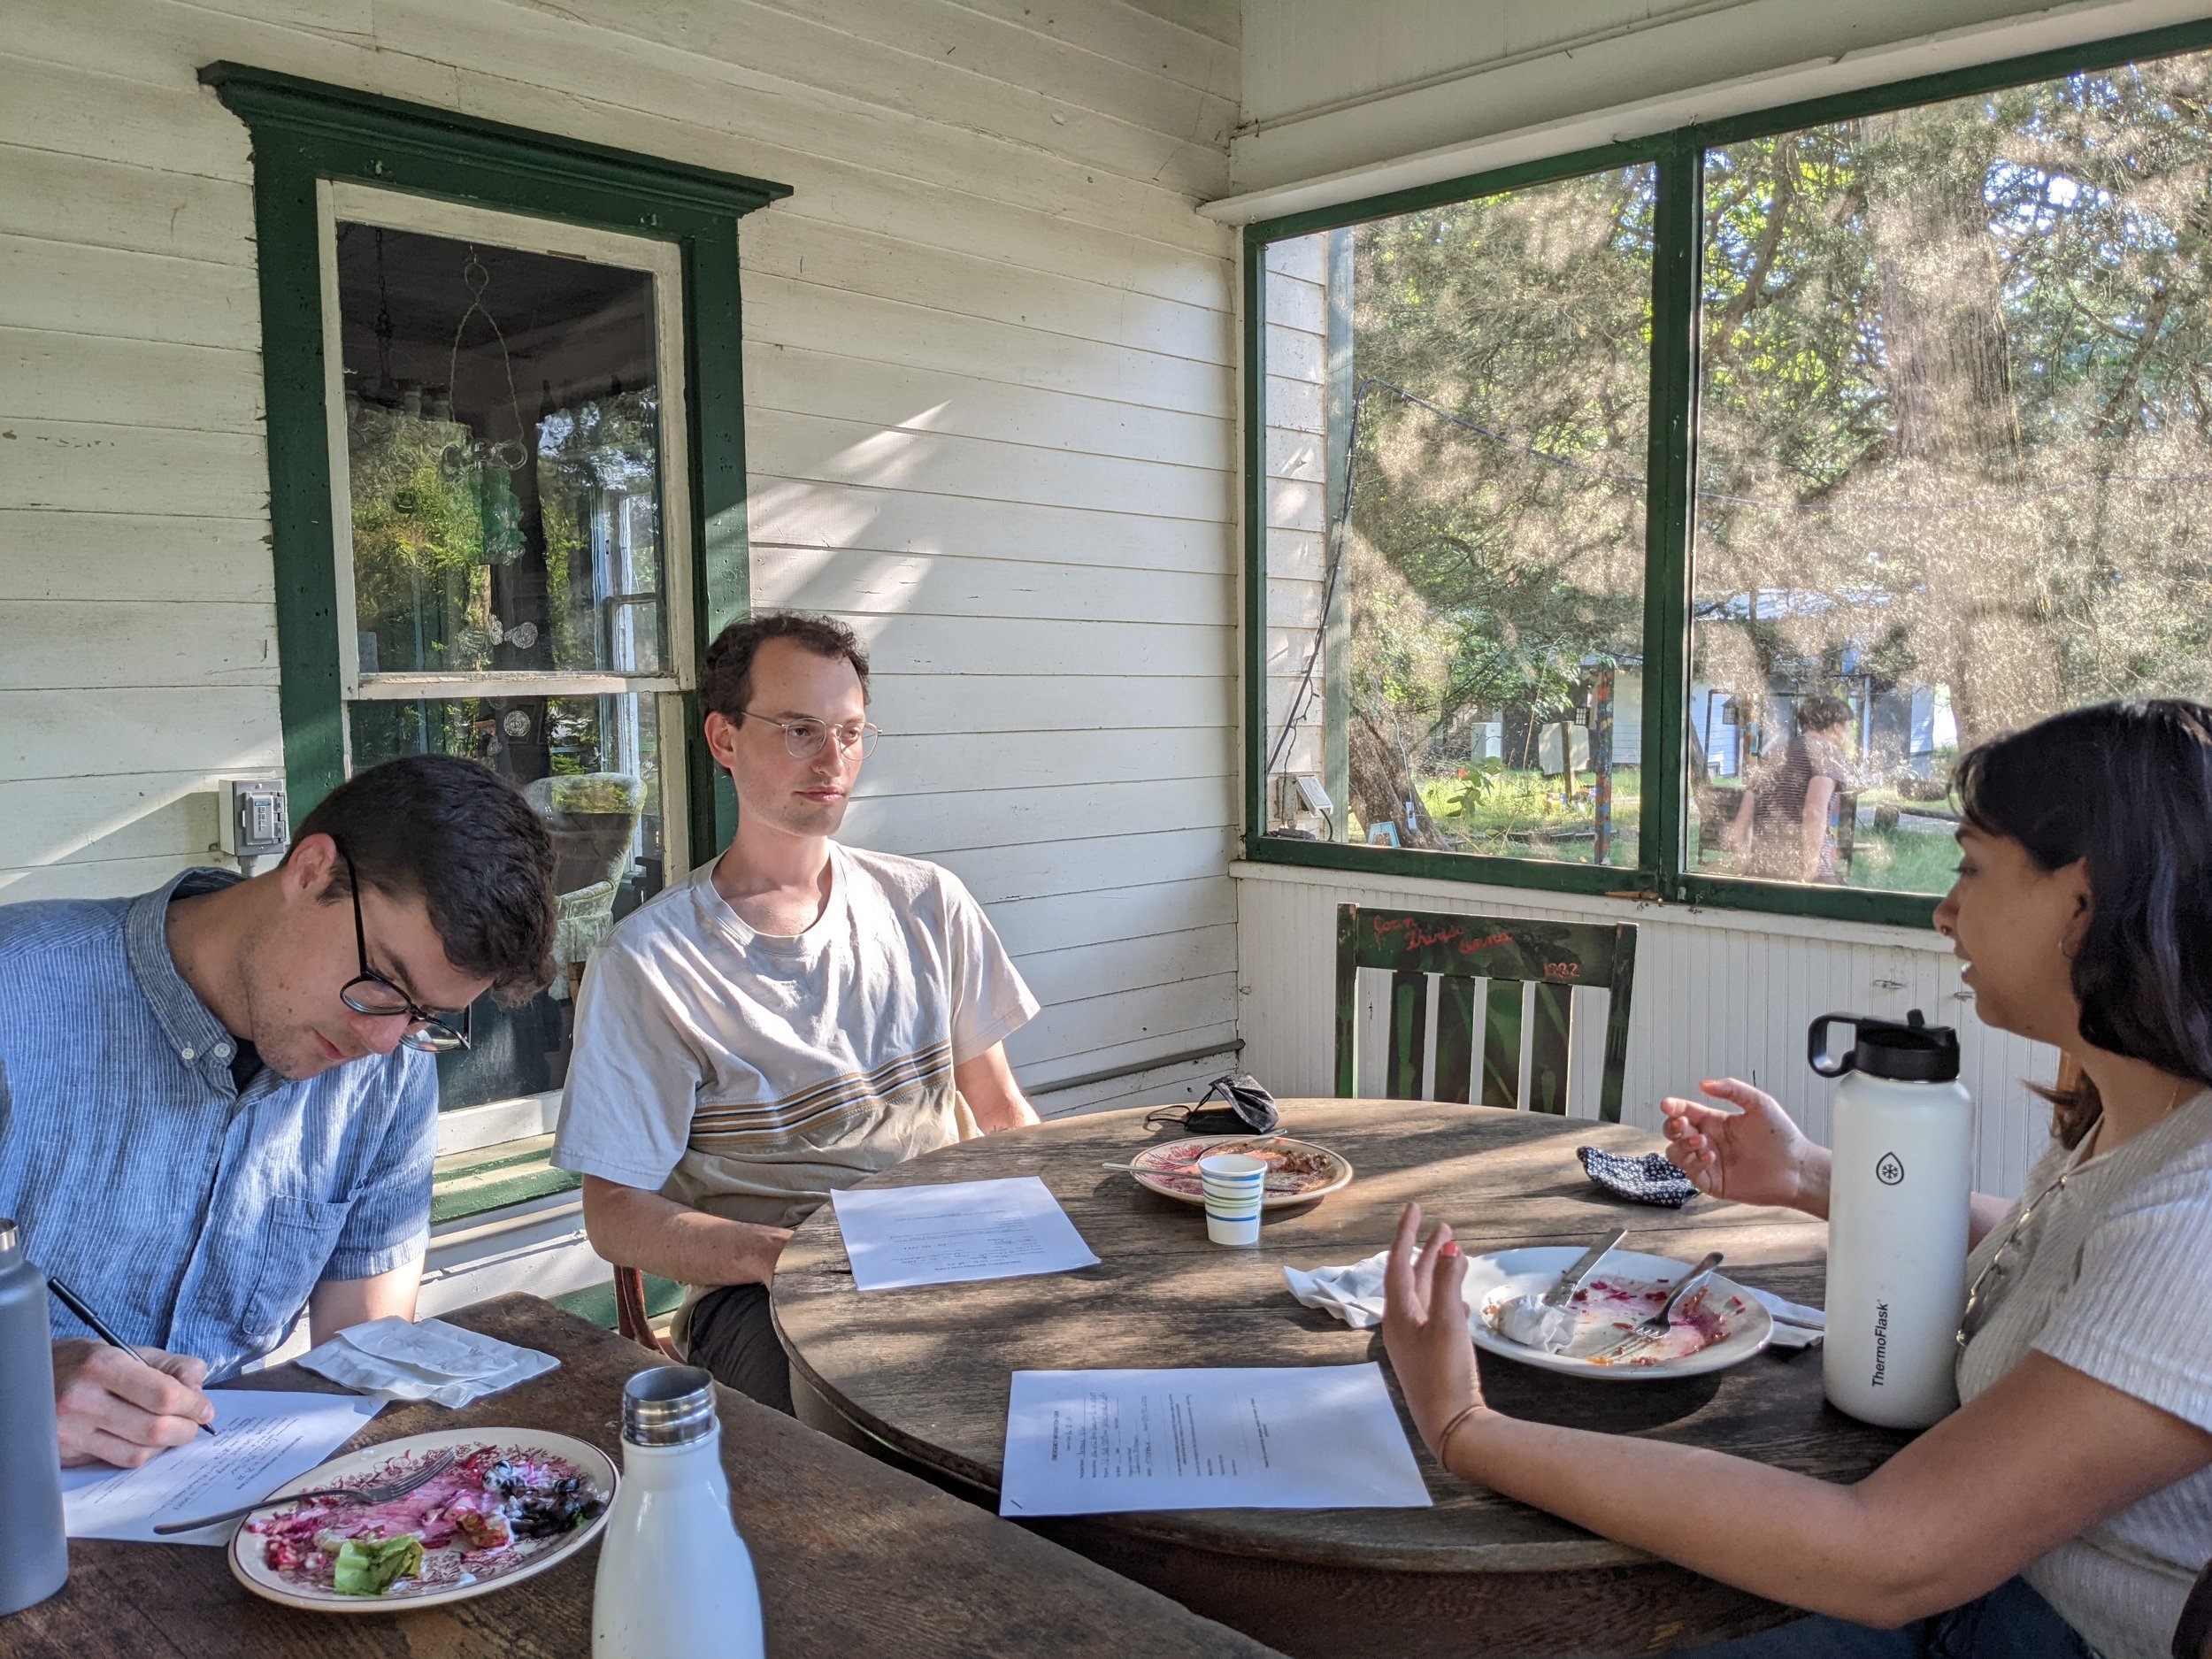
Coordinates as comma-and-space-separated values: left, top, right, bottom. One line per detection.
1955, 700, 2212, 1146
700, 611, 871, 723
291, 756, 557, 1006
1798, 695, 1854, 733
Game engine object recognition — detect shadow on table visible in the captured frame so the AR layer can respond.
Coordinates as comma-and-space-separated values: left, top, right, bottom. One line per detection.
1472, 1348, 1724, 1430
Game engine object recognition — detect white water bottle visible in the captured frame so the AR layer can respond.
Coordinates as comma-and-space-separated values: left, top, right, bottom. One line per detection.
593, 1365, 765, 1659
1811, 1010, 1973, 1429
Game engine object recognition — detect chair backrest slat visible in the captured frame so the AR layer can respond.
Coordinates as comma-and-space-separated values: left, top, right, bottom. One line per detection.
1432, 976, 1479, 1105
1480, 982, 1522, 1111
1528, 980, 1575, 1116
1385, 969, 1427, 1099
1333, 903, 1639, 1122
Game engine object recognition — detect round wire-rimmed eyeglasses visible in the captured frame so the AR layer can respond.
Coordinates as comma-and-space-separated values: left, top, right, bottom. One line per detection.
734, 707, 881, 760
335, 847, 472, 1053
1955, 1165, 2073, 1353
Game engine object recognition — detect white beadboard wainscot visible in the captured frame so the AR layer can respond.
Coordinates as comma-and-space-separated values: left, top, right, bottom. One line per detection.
1234, 862, 2059, 1201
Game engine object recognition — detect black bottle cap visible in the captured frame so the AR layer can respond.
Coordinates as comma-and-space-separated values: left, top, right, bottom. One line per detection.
1808, 1009, 1962, 1083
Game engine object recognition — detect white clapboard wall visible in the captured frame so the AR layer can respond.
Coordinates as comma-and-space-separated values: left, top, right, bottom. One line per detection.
1234, 863, 2060, 1201
0, 0, 1245, 1123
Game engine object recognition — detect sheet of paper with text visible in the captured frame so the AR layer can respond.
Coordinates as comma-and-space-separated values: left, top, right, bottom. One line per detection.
997, 1363, 1432, 1517
60, 1389, 384, 1545
831, 1175, 1100, 1292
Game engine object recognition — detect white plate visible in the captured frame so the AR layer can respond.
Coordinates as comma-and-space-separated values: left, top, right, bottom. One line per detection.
228, 1427, 617, 1612
1125, 1134, 1354, 1210
1462, 1247, 1773, 1380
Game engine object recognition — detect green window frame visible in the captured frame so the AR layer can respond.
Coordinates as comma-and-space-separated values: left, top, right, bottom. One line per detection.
1241, 17, 2212, 931
202, 63, 789, 864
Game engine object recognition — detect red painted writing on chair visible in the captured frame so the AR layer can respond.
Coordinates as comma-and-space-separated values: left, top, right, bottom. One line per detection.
1371, 917, 1517, 956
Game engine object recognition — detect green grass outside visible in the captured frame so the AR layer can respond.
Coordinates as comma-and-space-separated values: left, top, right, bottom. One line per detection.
1843, 825, 1959, 894
1412, 766, 1643, 868
1390, 764, 1955, 893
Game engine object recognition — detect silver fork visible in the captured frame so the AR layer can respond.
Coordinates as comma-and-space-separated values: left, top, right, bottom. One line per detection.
1587, 1251, 1724, 1366
153, 1446, 460, 1535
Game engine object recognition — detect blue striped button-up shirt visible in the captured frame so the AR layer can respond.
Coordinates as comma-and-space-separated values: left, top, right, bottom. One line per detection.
0, 868, 437, 1379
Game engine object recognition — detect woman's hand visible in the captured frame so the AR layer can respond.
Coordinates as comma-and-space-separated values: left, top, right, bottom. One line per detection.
1381, 1202, 1486, 1462
1661, 1079, 1829, 1215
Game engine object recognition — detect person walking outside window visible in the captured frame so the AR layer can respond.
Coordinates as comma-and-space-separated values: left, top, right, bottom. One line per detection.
1725, 695, 1855, 883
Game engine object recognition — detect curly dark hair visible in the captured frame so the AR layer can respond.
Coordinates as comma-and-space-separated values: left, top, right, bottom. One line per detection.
699, 611, 871, 723
1955, 700, 2212, 1147
290, 756, 557, 1006
1798, 695, 1854, 733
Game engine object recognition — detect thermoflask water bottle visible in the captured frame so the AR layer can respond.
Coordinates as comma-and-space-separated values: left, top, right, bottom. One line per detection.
592, 1365, 764, 1659
1811, 1010, 1973, 1429
0, 1217, 70, 1616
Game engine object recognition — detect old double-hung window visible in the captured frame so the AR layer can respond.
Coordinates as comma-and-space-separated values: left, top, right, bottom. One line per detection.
208, 65, 786, 1123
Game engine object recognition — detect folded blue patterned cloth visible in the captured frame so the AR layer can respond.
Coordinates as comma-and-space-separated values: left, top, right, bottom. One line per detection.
1577, 1145, 1699, 1208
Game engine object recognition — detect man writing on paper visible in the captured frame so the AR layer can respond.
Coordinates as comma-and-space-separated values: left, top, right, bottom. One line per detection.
0, 757, 557, 1467
552, 611, 1041, 1412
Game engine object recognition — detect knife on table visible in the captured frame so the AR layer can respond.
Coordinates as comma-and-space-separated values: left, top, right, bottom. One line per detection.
1541, 1228, 1628, 1309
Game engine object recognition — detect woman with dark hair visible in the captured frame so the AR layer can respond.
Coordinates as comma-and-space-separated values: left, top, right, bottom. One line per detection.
1384, 700, 2212, 1658
1724, 693, 1856, 883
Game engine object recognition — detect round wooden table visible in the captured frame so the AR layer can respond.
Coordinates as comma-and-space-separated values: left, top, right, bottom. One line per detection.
774, 1101, 1913, 1659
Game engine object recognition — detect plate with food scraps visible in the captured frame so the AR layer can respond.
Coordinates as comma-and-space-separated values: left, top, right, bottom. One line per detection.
1461, 1247, 1772, 1380
1124, 1134, 1353, 1208
228, 1428, 616, 1612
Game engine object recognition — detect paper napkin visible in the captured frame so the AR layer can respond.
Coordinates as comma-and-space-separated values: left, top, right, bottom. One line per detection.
298, 1316, 557, 1407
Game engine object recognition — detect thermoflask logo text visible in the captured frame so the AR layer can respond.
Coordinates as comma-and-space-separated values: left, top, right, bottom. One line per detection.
1876, 1152, 1905, 1186
1871, 1300, 1889, 1387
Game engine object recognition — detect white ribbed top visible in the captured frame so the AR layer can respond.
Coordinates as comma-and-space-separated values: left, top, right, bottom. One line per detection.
1958, 1089, 2212, 1659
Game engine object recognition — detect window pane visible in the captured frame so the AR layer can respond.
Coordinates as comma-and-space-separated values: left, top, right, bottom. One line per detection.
336, 224, 665, 680
1691, 51, 2212, 893
1260, 166, 1655, 867
349, 693, 669, 1110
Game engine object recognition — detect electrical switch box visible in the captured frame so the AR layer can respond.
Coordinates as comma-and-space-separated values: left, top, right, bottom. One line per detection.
219, 778, 289, 857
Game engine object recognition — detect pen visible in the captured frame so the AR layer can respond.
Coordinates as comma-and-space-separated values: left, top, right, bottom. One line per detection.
47, 1272, 216, 1438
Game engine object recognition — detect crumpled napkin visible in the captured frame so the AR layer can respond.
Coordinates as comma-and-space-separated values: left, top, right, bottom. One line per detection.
1578, 1146, 1700, 1208
1283, 1254, 1826, 1348
298, 1316, 558, 1407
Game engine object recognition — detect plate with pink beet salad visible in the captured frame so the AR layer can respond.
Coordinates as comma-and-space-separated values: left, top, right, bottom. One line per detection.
1461, 1247, 1775, 1380
228, 1429, 617, 1612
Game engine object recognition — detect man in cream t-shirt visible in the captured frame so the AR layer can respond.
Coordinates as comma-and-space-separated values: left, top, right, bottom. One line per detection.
553, 611, 1041, 1411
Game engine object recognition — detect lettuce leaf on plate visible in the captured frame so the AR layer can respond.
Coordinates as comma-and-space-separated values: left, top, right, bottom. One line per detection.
332, 1533, 424, 1595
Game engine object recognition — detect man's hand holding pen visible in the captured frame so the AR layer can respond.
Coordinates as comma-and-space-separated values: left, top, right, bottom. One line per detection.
52, 1339, 215, 1469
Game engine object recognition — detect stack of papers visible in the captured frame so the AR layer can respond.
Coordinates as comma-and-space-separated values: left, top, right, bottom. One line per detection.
830, 1176, 1099, 1292
999, 1363, 1431, 1517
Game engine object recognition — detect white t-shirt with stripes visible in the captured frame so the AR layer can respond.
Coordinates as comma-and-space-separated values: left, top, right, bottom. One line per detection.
552, 843, 1038, 1240
1957, 1089, 2212, 1659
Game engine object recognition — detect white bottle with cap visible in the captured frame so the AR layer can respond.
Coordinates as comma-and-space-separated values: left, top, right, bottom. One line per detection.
1811, 1010, 1974, 1429
592, 1365, 765, 1659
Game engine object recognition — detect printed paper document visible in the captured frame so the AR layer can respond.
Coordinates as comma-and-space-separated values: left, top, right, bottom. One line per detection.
998, 1363, 1432, 1517
61, 1388, 384, 1545
832, 1176, 1100, 1292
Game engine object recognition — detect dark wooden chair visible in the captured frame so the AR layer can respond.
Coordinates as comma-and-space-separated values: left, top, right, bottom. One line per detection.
1333, 903, 1639, 1120
615, 1265, 682, 1360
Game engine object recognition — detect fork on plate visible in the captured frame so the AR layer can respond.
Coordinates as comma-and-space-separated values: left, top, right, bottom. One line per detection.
153, 1445, 461, 1536
1586, 1251, 1724, 1366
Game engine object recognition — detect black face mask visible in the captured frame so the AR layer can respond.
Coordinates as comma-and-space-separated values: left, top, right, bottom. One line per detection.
1150, 1072, 1280, 1137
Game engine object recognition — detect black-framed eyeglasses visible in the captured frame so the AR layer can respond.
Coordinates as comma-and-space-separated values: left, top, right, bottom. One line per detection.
336, 848, 472, 1053
734, 707, 880, 760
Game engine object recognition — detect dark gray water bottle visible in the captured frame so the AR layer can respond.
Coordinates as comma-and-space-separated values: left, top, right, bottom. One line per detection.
0, 1217, 68, 1616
